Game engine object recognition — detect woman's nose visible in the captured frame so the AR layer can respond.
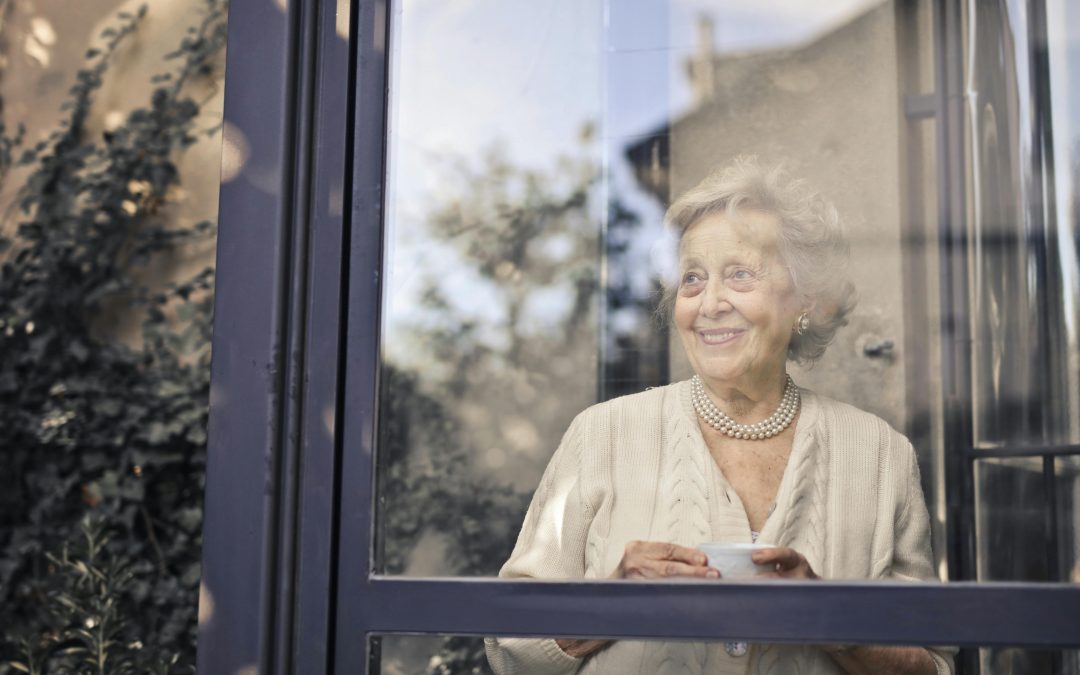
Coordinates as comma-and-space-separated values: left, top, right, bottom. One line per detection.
700, 281, 732, 317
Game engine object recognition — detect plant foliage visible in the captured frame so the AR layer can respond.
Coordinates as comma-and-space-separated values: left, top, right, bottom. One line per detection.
0, 2, 227, 672
377, 139, 651, 674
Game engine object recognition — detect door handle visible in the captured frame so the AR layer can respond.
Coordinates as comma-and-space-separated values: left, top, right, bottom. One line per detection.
862, 339, 895, 358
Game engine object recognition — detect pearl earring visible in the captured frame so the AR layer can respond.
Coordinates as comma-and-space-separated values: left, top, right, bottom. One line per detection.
794, 312, 810, 335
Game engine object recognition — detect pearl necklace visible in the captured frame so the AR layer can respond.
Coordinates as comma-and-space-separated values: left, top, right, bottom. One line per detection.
690, 374, 800, 440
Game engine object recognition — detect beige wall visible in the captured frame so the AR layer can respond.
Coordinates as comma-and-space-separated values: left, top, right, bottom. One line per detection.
666, 2, 910, 430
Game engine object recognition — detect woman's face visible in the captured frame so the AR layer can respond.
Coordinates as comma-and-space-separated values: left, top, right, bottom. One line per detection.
674, 209, 802, 391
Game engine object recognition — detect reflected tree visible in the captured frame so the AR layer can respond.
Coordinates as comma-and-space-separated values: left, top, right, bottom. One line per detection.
380, 143, 600, 674
403, 142, 601, 395
379, 365, 529, 578
380, 132, 653, 673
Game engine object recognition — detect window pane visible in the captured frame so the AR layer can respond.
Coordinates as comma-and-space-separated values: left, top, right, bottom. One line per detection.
378, 0, 935, 581
379, 0, 605, 577
374, 634, 981, 675
974, 455, 1080, 585
368, 635, 1080, 675
967, 0, 1080, 449
1058, 456, 1080, 584
966, 0, 1080, 588
374, 0, 1079, 589
979, 647, 1080, 675
1043, 0, 1080, 447
976, 458, 1055, 582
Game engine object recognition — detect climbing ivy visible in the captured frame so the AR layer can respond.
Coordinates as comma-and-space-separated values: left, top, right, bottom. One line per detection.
0, 2, 226, 672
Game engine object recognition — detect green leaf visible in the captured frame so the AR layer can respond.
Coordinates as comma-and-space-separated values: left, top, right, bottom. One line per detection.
0, 2, 225, 670
145, 421, 170, 444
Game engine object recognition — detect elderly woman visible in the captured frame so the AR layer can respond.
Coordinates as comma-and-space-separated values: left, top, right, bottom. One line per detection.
485, 159, 953, 675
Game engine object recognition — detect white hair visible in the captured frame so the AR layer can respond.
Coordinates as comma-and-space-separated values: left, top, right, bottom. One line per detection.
659, 156, 856, 365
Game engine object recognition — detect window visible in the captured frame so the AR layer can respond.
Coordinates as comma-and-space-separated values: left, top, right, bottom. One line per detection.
199, 1, 1080, 673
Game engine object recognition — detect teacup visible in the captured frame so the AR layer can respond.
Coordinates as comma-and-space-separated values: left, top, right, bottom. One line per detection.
697, 543, 776, 578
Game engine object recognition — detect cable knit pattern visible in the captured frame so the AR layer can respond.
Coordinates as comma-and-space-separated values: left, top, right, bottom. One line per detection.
641, 407, 713, 675
776, 406, 828, 572
485, 380, 956, 675
663, 408, 712, 550
582, 405, 610, 580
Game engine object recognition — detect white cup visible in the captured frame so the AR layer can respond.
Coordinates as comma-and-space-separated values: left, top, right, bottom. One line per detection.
698, 543, 775, 578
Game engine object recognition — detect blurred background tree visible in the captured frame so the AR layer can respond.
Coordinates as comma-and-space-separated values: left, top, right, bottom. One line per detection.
0, 1, 225, 672
378, 137, 652, 674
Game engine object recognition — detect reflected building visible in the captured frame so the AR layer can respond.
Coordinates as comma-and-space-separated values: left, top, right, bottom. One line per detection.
617, 0, 941, 569
623, 2, 910, 430
615, 5, 1080, 673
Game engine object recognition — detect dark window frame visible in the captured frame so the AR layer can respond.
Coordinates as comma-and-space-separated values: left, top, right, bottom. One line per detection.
198, 1, 1080, 674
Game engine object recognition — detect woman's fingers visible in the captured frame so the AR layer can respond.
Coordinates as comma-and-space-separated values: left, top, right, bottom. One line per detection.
617, 540, 718, 579
751, 547, 818, 579
753, 547, 800, 569
620, 544, 819, 580
626, 540, 708, 566
625, 560, 719, 579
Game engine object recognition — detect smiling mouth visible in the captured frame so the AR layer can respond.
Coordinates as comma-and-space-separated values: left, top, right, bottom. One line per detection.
697, 328, 745, 345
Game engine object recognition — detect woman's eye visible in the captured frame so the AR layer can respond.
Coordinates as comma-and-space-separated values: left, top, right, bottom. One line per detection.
726, 269, 757, 289
682, 272, 702, 285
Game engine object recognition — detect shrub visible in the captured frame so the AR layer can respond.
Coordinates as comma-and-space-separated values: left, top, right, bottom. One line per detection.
0, 2, 226, 672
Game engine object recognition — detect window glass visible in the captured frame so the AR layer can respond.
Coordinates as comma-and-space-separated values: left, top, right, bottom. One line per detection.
373, 635, 1080, 675
1057, 456, 1080, 584
980, 646, 1080, 675
976, 457, 1058, 581
1045, 0, 1080, 446
964, 0, 1080, 586
376, 0, 1080, 590
380, 0, 605, 577
967, 0, 1079, 449
380, 634, 1080, 675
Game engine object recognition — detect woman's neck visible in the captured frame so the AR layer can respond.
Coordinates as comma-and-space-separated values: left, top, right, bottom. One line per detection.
700, 369, 788, 422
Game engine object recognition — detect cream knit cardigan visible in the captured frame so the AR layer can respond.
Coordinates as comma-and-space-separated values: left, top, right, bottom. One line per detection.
485, 380, 955, 675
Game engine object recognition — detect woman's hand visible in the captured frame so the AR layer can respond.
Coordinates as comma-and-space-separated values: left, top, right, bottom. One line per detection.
613, 540, 720, 579
554, 638, 610, 658
751, 546, 819, 579
555, 542, 719, 661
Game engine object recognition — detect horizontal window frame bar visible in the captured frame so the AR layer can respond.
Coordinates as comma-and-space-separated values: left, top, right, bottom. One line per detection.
351, 577, 1080, 648
964, 443, 1080, 459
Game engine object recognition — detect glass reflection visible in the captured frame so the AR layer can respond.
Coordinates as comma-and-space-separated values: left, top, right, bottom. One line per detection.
979, 646, 1080, 675
966, 0, 1080, 450
379, 0, 919, 581
966, 0, 1048, 448
1057, 456, 1080, 584
976, 458, 1055, 582
375, 635, 961, 675
376, 0, 1080, 606
964, 0, 1080, 593
974, 454, 1080, 595
1046, 0, 1080, 446
489, 159, 951, 675
380, 0, 605, 576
